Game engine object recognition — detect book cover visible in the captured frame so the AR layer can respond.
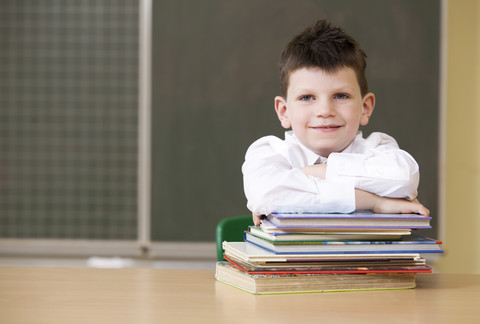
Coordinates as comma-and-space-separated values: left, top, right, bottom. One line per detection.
244, 232, 443, 254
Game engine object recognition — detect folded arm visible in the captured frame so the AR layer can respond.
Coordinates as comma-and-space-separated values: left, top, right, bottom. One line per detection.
324, 132, 420, 200
252, 190, 429, 226
244, 133, 426, 226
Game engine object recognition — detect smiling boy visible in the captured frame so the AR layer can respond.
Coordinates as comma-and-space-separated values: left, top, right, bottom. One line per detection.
242, 19, 429, 225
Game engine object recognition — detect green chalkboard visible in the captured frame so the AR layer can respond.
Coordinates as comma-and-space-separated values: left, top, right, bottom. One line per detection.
151, 0, 440, 241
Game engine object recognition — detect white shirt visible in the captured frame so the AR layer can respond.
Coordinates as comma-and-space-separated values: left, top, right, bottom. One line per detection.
242, 131, 419, 215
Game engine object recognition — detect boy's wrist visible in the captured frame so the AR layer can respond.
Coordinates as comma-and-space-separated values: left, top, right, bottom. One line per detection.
354, 189, 377, 211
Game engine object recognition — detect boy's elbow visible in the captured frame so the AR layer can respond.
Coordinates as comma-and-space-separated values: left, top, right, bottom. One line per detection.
387, 153, 420, 199
244, 185, 280, 216
403, 166, 420, 199
383, 171, 419, 200
405, 172, 420, 200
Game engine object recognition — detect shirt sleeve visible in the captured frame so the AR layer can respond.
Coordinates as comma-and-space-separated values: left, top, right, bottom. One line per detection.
325, 132, 419, 200
242, 136, 355, 215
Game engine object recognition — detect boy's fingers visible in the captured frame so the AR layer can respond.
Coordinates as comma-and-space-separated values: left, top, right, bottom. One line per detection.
252, 213, 262, 226
418, 204, 430, 216
410, 198, 430, 216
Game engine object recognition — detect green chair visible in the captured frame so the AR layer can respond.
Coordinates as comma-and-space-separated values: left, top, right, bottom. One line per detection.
216, 215, 252, 261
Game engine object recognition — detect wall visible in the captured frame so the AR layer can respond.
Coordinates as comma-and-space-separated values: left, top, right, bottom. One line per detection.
437, 0, 480, 273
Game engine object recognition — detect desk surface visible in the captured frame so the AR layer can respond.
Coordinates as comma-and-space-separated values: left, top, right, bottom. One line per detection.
0, 266, 479, 324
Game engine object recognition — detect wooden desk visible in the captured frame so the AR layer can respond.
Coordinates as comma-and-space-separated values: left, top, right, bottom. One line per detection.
0, 267, 479, 324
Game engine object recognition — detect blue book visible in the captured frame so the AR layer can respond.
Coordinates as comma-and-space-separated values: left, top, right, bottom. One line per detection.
244, 232, 443, 255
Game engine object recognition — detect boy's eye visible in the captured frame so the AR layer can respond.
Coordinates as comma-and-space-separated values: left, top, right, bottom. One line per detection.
299, 95, 315, 101
334, 93, 350, 100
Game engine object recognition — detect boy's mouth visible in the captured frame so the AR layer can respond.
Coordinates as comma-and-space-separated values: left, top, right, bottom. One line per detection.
310, 124, 342, 130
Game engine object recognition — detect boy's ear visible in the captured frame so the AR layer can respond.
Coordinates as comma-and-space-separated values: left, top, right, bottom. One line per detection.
275, 96, 291, 129
360, 92, 375, 126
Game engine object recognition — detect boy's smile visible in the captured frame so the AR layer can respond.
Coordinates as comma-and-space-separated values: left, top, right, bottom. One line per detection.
275, 67, 375, 157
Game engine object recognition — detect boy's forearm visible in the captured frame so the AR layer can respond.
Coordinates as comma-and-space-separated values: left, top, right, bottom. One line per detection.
354, 189, 377, 211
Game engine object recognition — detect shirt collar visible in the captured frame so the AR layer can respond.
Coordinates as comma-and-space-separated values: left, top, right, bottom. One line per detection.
285, 130, 363, 164
285, 131, 326, 165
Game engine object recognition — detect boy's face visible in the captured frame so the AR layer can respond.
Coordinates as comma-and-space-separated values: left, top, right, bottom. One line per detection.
275, 67, 375, 157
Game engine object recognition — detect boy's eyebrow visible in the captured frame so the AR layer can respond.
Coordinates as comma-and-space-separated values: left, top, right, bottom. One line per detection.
331, 85, 357, 93
291, 84, 357, 94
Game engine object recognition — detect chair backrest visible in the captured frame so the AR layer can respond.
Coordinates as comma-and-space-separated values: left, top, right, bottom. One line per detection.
215, 215, 252, 261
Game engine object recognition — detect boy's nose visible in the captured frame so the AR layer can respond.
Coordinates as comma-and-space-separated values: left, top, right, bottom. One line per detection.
314, 100, 335, 117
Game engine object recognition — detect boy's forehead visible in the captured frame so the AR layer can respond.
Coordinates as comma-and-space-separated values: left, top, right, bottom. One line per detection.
288, 66, 360, 91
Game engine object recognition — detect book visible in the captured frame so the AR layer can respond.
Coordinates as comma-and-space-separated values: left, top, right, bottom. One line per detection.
224, 255, 432, 275
215, 261, 416, 295
249, 226, 406, 241
223, 241, 423, 263
266, 212, 431, 229
244, 232, 444, 254
260, 219, 412, 234
224, 253, 427, 270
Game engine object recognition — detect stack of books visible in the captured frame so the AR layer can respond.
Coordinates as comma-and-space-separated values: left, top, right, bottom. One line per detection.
215, 211, 443, 295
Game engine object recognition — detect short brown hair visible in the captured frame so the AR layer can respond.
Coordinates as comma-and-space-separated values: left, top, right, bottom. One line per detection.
279, 19, 368, 98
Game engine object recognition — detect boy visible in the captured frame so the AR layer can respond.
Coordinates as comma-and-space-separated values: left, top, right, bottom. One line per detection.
242, 19, 429, 226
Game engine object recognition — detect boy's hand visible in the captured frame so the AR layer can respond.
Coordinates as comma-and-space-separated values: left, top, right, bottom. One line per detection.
355, 189, 430, 216
252, 213, 263, 226
373, 197, 430, 216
